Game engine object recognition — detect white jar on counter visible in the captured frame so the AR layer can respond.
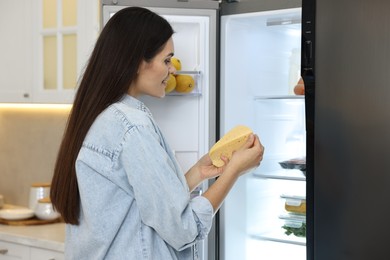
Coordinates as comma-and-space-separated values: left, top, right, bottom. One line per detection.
29, 182, 51, 210
34, 197, 60, 220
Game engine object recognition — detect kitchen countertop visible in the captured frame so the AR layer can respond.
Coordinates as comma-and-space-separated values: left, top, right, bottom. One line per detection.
0, 222, 65, 252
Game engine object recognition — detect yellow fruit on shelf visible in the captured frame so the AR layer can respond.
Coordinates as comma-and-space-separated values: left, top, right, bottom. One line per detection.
165, 74, 176, 93
171, 57, 182, 71
175, 74, 195, 93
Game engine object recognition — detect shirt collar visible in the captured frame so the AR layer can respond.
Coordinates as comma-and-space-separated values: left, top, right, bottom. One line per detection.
120, 94, 153, 117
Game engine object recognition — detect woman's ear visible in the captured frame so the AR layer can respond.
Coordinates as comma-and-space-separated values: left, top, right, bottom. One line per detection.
137, 60, 147, 75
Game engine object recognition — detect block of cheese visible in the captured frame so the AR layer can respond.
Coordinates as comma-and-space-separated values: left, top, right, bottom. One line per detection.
209, 125, 253, 167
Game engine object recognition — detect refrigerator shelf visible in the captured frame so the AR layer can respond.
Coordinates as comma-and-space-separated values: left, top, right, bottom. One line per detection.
253, 95, 305, 100
249, 230, 306, 246
280, 194, 306, 201
252, 169, 306, 181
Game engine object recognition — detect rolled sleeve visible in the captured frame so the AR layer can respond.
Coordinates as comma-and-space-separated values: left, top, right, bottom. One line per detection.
189, 196, 214, 241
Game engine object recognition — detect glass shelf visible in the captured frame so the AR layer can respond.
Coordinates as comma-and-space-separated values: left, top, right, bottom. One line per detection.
249, 229, 306, 246
253, 169, 306, 181
254, 95, 305, 100
249, 214, 306, 246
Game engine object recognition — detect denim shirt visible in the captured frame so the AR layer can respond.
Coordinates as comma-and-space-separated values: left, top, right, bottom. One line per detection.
65, 95, 213, 260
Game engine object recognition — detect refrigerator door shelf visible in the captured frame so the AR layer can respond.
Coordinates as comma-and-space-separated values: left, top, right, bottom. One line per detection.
166, 71, 202, 96
176, 71, 201, 75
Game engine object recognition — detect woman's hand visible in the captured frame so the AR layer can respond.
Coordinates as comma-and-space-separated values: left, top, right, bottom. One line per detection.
201, 134, 264, 213
185, 134, 264, 192
185, 154, 226, 192
226, 134, 264, 176
195, 154, 226, 180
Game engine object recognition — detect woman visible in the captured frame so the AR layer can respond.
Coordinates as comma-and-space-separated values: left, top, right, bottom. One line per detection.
51, 6, 264, 260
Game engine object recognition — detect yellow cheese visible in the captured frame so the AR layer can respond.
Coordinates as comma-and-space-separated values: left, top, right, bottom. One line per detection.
209, 125, 253, 167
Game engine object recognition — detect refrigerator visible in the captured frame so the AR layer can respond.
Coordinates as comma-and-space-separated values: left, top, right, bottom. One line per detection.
302, 0, 390, 259
102, 0, 306, 259
219, 1, 305, 260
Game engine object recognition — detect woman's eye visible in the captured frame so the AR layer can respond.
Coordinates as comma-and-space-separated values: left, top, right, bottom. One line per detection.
165, 59, 171, 65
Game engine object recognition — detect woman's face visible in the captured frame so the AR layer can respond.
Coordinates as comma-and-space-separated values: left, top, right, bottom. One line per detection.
129, 37, 176, 98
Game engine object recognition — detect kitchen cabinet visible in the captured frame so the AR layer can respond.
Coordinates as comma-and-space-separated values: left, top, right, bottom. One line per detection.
0, 241, 64, 260
0, 1, 33, 103
0, 0, 99, 104
30, 247, 64, 260
0, 241, 29, 260
0, 223, 65, 260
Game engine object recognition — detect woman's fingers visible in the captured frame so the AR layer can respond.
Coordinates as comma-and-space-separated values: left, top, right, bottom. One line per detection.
241, 134, 255, 150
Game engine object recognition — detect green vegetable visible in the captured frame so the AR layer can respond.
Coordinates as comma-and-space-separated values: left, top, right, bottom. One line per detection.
282, 223, 306, 237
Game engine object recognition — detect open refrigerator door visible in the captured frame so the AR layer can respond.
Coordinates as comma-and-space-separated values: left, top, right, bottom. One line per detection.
219, 7, 306, 260
101, 2, 217, 259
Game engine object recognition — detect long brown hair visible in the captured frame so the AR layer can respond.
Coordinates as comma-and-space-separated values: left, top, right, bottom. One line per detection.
50, 7, 174, 225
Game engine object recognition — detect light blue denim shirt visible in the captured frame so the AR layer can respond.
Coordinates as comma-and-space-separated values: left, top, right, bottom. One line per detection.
65, 95, 213, 260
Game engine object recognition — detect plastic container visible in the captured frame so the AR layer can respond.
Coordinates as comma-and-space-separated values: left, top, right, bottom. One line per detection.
281, 194, 306, 214
279, 213, 306, 237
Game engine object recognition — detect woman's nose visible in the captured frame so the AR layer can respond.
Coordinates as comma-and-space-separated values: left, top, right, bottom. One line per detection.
169, 64, 177, 74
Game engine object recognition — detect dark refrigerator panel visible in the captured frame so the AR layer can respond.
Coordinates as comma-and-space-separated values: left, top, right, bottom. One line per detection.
303, 0, 390, 259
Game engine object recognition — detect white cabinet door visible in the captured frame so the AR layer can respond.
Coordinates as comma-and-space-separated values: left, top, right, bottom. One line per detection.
0, 241, 29, 260
0, 0, 33, 103
0, 0, 99, 104
30, 247, 64, 260
31, 0, 99, 104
